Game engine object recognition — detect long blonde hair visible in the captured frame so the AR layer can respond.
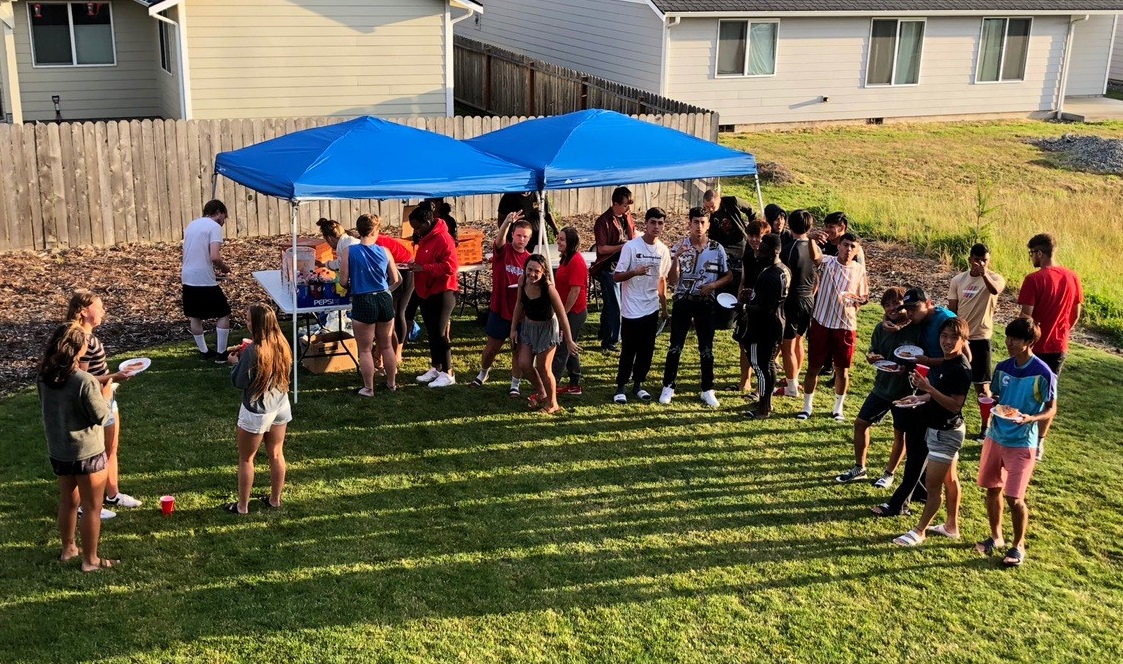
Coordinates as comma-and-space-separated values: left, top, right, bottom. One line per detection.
247, 303, 292, 401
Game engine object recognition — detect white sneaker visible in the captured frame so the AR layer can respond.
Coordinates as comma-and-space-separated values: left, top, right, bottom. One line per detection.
428, 372, 456, 388
78, 506, 117, 520
700, 390, 720, 407
873, 473, 895, 489
658, 386, 675, 405
105, 492, 142, 508
416, 367, 440, 383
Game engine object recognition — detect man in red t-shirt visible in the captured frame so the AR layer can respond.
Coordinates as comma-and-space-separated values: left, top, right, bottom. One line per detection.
471, 212, 532, 396
1017, 232, 1082, 458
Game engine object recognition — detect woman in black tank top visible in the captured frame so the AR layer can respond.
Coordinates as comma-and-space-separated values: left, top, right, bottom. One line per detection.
510, 254, 581, 415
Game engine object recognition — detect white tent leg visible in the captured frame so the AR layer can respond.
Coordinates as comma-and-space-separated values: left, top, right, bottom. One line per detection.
536, 189, 553, 266
291, 203, 300, 404
754, 175, 765, 214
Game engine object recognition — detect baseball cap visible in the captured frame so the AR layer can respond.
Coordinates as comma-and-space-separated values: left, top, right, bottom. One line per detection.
901, 287, 929, 307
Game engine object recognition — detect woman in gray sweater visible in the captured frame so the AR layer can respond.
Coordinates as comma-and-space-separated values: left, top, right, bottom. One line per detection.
37, 324, 118, 572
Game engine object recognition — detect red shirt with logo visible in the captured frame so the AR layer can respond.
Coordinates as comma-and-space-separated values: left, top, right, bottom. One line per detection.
555, 252, 589, 315
489, 243, 529, 319
1017, 266, 1083, 354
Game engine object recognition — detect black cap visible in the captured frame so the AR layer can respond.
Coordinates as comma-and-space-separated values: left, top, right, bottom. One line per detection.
902, 287, 929, 307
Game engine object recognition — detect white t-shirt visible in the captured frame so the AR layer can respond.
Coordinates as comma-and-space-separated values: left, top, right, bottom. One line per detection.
181, 216, 224, 287
616, 236, 671, 319
328, 234, 359, 271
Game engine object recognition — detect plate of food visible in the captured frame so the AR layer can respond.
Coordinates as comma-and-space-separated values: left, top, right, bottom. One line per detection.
894, 345, 924, 361
893, 395, 924, 408
991, 404, 1024, 421
873, 359, 901, 372
118, 357, 151, 375
716, 292, 738, 309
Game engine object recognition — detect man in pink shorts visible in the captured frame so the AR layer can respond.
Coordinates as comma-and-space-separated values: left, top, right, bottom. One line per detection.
975, 317, 1056, 567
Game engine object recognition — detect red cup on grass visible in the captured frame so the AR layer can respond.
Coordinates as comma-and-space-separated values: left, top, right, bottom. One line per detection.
978, 396, 995, 424
160, 495, 175, 516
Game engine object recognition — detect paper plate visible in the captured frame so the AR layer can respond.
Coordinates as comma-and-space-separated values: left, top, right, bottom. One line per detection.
716, 292, 738, 309
118, 357, 152, 374
991, 405, 1023, 420
873, 360, 901, 372
892, 397, 923, 408
894, 345, 924, 360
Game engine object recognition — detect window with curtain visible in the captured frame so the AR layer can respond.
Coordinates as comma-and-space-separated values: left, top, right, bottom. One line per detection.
716, 20, 778, 76
978, 18, 1031, 82
30, 2, 115, 67
866, 19, 925, 86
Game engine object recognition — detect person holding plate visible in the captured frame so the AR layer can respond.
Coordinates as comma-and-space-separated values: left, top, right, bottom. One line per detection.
67, 289, 140, 518
974, 317, 1056, 567
876, 318, 972, 525
835, 287, 922, 486
741, 233, 791, 420
658, 207, 732, 407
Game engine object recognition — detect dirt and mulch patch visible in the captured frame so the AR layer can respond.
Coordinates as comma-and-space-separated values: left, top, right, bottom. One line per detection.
1, 213, 1114, 399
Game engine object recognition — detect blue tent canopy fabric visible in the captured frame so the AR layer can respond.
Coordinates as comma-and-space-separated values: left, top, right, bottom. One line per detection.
213, 116, 538, 201
465, 109, 756, 190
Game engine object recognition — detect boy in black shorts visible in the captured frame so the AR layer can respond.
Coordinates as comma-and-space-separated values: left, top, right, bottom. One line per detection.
778, 210, 820, 397
948, 243, 1006, 439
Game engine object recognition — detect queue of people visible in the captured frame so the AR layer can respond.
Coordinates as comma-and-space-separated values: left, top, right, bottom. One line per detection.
37, 195, 1082, 571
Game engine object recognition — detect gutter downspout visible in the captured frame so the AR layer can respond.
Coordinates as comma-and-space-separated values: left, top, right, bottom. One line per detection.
660, 16, 680, 98
150, 7, 192, 119
447, 4, 480, 117
0, 1, 21, 123
1056, 14, 1089, 120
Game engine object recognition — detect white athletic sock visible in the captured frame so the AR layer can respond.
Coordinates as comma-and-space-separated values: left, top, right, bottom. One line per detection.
833, 394, 847, 414
476, 369, 489, 383
192, 333, 208, 353
216, 327, 231, 352
510, 376, 520, 390
803, 393, 814, 413
786, 378, 798, 394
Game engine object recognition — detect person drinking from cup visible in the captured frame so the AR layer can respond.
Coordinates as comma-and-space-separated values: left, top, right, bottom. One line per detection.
975, 317, 1056, 567
658, 207, 732, 407
613, 208, 672, 404
510, 254, 580, 414
67, 289, 140, 519
891, 317, 973, 545
38, 324, 119, 571
340, 214, 402, 396
948, 243, 1006, 440
225, 304, 293, 514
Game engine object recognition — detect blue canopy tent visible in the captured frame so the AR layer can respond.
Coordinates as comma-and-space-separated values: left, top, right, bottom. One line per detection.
466, 109, 761, 256
212, 116, 538, 400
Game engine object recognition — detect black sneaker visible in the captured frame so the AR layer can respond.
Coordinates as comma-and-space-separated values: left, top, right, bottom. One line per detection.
835, 466, 868, 483
200, 350, 217, 361
213, 350, 230, 364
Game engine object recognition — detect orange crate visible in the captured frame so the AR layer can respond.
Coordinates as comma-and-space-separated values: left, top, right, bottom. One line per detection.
456, 228, 484, 265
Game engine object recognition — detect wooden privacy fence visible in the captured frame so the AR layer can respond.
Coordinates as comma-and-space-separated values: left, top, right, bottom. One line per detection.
0, 113, 719, 252
455, 36, 715, 127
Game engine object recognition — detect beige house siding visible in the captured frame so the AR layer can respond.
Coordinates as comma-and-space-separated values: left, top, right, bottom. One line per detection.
454, 0, 665, 94
665, 16, 1070, 126
1067, 14, 1115, 95
13, 0, 159, 121
185, 0, 448, 119
154, 4, 183, 119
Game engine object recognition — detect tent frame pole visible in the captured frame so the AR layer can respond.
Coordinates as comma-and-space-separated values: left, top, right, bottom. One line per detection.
290, 202, 300, 403
536, 189, 553, 267
753, 175, 765, 214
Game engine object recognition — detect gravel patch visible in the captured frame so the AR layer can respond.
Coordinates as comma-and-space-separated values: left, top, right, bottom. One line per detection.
1028, 134, 1123, 175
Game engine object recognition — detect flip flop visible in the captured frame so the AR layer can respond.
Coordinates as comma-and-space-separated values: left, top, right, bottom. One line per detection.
926, 523, 961, 539
82, 558, 120, 573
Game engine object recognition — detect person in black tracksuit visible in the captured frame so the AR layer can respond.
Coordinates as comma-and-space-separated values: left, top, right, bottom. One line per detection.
742, 234, 791, 419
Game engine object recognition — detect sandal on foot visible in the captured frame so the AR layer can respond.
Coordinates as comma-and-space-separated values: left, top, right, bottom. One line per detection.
470, 377, 484, 388
224, 502, 248, 515
508, 387, 521, 398
528, 394, 547, 410
893, 529, 925, 547
259, 494, 280, 509
795, 410, 811, 420
745, 410, 771, 420
926, 523, 961, 539
355, 387, 374, 398
975, 537, 1006, 555
871, 503, 908, 518
82, 558, 120, 572
1002, 547, 1025, 567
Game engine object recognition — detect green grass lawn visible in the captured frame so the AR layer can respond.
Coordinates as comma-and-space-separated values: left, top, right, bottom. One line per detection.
720, 120, 1123, 342
3, 308, 1122, 662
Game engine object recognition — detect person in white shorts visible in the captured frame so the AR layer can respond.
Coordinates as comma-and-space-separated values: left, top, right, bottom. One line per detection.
224, 303, 293, 515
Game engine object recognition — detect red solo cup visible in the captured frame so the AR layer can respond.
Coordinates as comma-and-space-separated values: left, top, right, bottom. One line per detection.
978, 396, 995, 421
237, 338, 252, 354
160, 495, 175, 516
914, 364, 930, 379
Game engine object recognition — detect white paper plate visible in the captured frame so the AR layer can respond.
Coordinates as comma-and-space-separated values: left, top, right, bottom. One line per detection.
873, 360, 902, 372
716, 292, 738, 309
991, 406, 1024, 420
118, 357, 152, 374
893, 397, 923, 408
894, 345, 924, 360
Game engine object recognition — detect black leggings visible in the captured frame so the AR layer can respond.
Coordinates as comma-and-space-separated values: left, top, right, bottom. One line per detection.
747, 334, 782, 412
418, 290, 456, 372
617, 312, 659, 391
392, 271, 415, 343
662, 298, 716, 391
886, 410, 930, 513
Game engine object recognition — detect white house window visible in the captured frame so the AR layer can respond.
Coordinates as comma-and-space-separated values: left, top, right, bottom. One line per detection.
978, 18, 1031, 82
717, 20, 778, 77
29, 2, 116, 67
158, 20, 173, 74
866, 19, 924, 86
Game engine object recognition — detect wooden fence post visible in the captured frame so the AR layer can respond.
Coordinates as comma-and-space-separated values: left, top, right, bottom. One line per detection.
580, 75, 589, 110
526, 64, 536, 116
484, 48, 492, 115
